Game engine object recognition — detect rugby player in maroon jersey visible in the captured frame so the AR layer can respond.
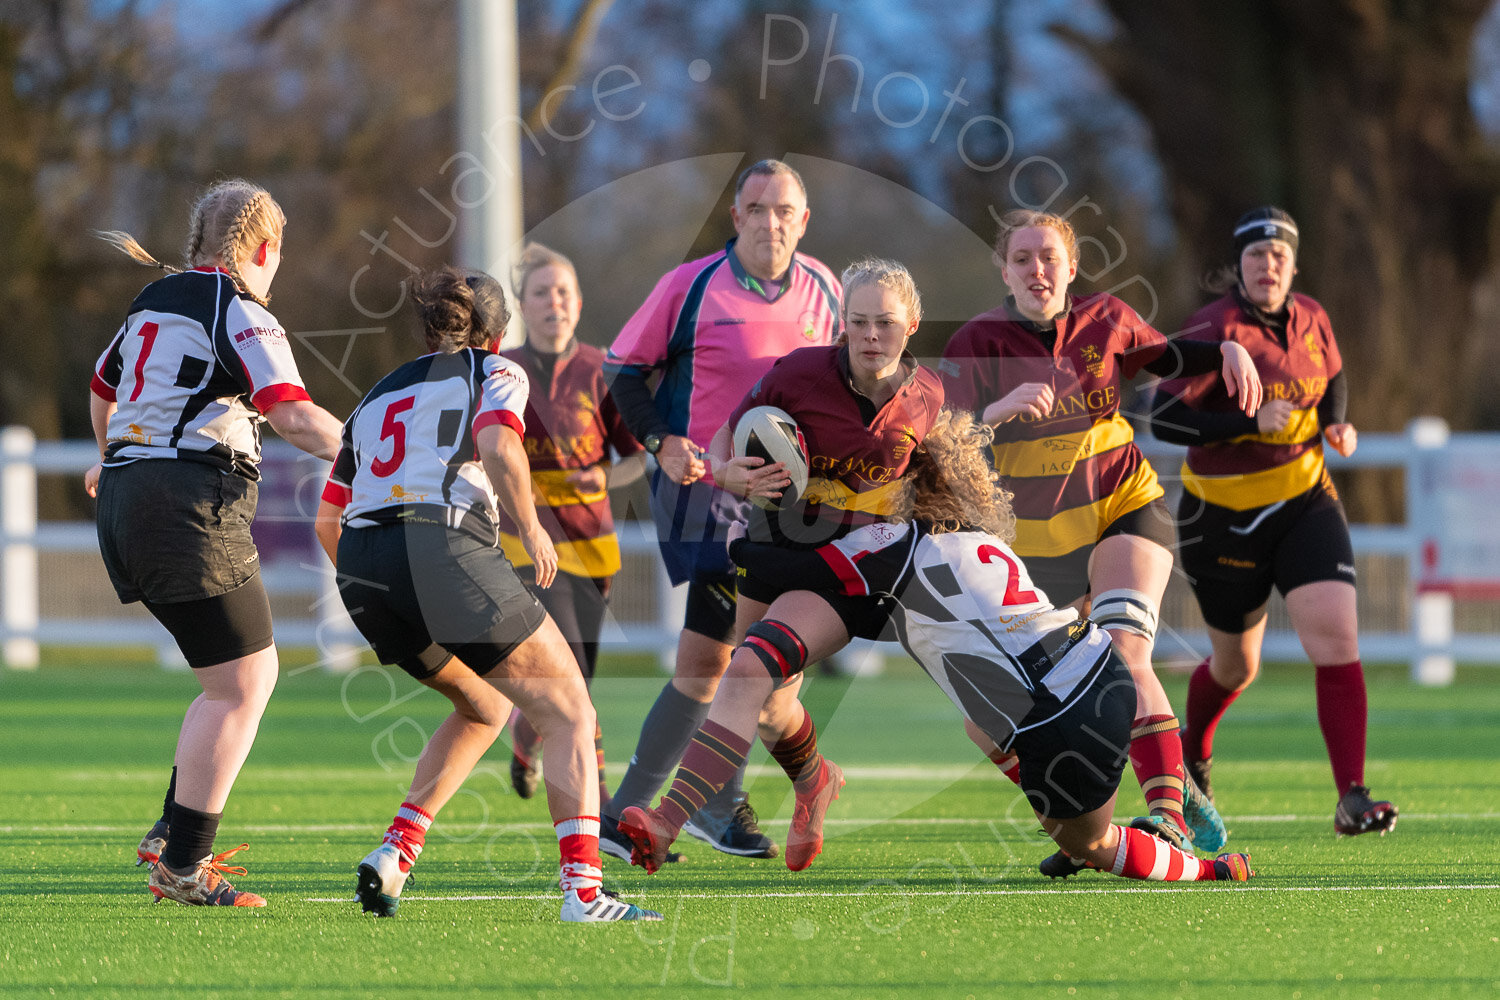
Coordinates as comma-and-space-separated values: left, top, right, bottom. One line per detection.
497, 244, 646, 814
731, 409, 1255, 883
1151, 207, 1396, 837
941, 210, 1262, 871
600, 160, 841, 862
618, 258, 942, 873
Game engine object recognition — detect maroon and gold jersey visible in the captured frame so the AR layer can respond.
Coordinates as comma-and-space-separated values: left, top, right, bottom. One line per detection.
940, 294, 1168, 559
730, 345, 944, 539
1159, 292, 1342, 511
496, 340, 642, 578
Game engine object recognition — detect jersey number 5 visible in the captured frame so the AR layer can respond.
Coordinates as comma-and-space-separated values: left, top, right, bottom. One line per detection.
976, 544, 1039, 606
370, 396, 416, 478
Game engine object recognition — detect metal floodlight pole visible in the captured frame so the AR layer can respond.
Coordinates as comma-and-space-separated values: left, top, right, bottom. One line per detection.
458, 0, 526, 347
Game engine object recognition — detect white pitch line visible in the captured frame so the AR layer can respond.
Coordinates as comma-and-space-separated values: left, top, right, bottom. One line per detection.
7, 813, 1498, 835
304, 883, 1500, 904
50, 761, 1398, 783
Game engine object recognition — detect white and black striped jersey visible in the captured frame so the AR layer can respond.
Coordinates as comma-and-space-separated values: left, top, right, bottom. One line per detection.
321, 348, 529, 543
90, 268, 313, 479
735, 520, 1116, 749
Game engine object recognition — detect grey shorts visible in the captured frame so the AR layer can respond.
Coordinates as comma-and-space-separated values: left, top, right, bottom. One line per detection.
96, 459, 261, 605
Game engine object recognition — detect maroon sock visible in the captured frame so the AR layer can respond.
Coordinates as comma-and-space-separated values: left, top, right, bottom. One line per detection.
766, 709, 822, 787
1315, 661, 1368, 792
1183, 659, 1240, 761
659, 720, 751, 833
1129, 714, 1186, 830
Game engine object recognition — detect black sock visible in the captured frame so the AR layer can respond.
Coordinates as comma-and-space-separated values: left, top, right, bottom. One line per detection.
159, 766, 177, 826
606, 683, 713, 818
161, 802, 221, 871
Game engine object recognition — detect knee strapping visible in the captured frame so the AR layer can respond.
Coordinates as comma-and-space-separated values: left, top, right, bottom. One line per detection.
740, 620, 809, 680
1091, 588, 1160, 642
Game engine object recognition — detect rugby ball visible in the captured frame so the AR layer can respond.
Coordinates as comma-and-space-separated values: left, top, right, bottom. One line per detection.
732, 405, 810, 510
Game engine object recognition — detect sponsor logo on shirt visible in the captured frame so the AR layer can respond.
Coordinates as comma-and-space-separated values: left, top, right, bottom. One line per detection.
1019, 386, 1118, 423
1081, 345, 1105, 377
233, 326, 286, 347
811, 453, 899, 484
893, 425, 919, 460
489, 366, 526, 387
118, 423, 152, 446
713, 317, 747, 326
798, 309, 823, 341
1304, 332, 1324, 366
1266, 376, 1328, 402
1000, 609, 1047, 633
384, 485, 429, 503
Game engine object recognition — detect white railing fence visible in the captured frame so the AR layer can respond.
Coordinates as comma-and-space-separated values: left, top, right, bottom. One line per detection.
2, 420, 1496, 684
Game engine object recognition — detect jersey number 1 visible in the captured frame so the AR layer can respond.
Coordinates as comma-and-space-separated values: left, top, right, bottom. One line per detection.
127, 322, 160, 402
370, 396, 416, 478
976, 544, 1039, 606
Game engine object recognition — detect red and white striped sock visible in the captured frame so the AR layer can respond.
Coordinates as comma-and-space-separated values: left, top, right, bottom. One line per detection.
1108, 823, 1215, 881
555, 816, 603, 902
986, 748, 1022, 786
383, 802, 433, 872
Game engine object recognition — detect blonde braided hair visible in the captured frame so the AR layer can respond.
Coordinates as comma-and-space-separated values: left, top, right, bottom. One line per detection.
96, 179, 286, 305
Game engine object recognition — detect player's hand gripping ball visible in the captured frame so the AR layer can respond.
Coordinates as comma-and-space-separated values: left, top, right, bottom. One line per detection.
732, 405, 810, 510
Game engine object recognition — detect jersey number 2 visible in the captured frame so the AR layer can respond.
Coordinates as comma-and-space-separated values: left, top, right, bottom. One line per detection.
370, 396, 416, 478
976, 544, 1039, 606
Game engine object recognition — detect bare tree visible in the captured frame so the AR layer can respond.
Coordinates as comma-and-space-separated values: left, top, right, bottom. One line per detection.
1059, 0, 1500, 438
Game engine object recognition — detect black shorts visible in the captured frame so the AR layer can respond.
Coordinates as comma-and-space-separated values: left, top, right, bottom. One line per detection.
1176, 476, 1356, 633
1011, 650, 1136, 820
143, 580, 275, 668
1022, 498, 1177, 607
336, 522, 545, 681
96, 459, 261, 605
737, 568, 895, 643
518, 568, 609, 682
683, 576, 739, 644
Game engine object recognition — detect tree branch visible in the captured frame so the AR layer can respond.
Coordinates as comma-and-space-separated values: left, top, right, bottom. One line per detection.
523, 0, 614, 134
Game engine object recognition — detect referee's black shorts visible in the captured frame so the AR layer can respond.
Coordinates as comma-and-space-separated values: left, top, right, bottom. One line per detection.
1176, 476, 1356, 633
336, 521, 545, 681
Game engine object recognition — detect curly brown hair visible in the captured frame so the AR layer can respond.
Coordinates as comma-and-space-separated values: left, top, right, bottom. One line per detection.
410, 266, 510, 353
894, 408, 1016, 541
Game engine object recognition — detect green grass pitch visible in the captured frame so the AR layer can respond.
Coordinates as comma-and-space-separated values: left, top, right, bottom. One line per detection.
2, 654, 1498, 998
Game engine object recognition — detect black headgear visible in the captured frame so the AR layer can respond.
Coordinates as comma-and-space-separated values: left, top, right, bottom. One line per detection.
1233, 206, 1299, 257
